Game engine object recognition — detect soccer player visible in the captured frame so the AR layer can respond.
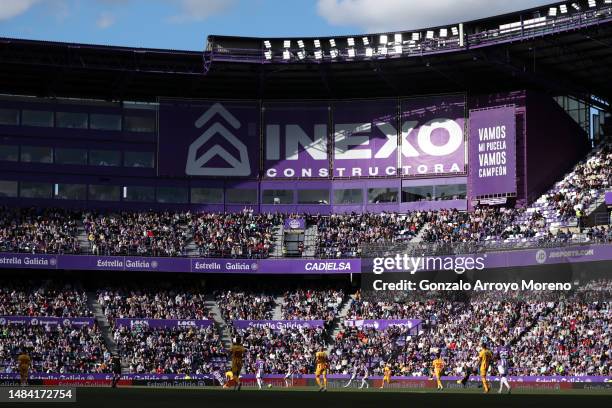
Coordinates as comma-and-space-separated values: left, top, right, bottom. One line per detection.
110, 355, 122, 388
284, 362, 294, 387
343, 365, 359, 388
456, 361, 474, 388
255, 355, 265, 390
224, 371, 237, 388
314, 346, 328, 392
478, 343, 493, 393
432, 353, 445, 390
230, 337, 246, 391
17, 349, 31, 386
379, 364, 391, 389
359, 364, 370, 389
497, 350, 511, 394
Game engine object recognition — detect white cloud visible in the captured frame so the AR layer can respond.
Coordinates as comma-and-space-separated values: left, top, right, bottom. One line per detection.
167, 0, 237, 23
317, 0, 554, 33
0, 0, 40, 21
96, 11, 116, 28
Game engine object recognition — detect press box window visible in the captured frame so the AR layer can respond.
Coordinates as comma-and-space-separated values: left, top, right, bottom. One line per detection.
297, 189, 329, 204
89, 185, 120, 201
368, 188, 398, 204
402, 186, 434, 202
226, 189, 257, 204
333, 189, 363, 205
0, 109, 19, 125
90, 114, 121, 131
124, 116, 155, 133
434, 184, 467, 200
0, 180, 18, 198
0, 145, 18, 162
20, 146, 53, 164
263, 189, 294, 204
123, 186, 155, 202
89, 150, 121, 167
124, 151, 154, 168
55, 148, 87, 165
191, 187, 223, 204
157, 187, 188, 203
56, 112, 88, 129
22, 110, 53, 127
54, 184, 86, 200
20, 182, 52, 199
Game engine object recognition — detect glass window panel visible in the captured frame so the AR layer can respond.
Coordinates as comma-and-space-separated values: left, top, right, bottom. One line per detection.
434, 184, 467, 200
402, 186, 434, 202
89, 150, 120, 166
368, 188, 398, 204
157, 186, 187, 203
90, 113, 121, 131
333, 189, 363, 205
55, 148, 87, 165
0, 108, 19, 125
262, 189, 294, 204
20, 182, 52, 199
191, 187, 223, 204
56, 112, 88, 129
89, 185, 120, 201
20, 146, 53, 163
22, 110, 53, 127
124, 116, 155, 133
0, 180, 18, 198
124, 186, 155, 202
124, 151, 154, 168
55, 184, 86, 200
226, 189, 257, 204
0, 145, 18, 162
297, 189, 329, 204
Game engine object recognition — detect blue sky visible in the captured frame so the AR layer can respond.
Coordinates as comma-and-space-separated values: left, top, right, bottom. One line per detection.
0, 0, 554, 51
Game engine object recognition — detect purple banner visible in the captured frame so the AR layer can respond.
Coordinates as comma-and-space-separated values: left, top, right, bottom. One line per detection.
284, 218, 306, 230
113, 318, 212, 329
232, 320, 325, 330
606, 191, 612, 205
0, 316, 95, 327
264, 102, 329, 179
332, 99, 398, 178
158, 99, 260, 178
344, 319, 421, 331
469, 106, 517, 197
400, 95, 466, 177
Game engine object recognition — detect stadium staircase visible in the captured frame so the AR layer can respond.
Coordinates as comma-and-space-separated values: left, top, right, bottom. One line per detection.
271, 225, 284, 257
325, 294, 355, 354
271, 296, 284, 320
410, 222, 431, 243
76, 224, 91, 254
303, 225, 318, 257
204, 295, 233, 348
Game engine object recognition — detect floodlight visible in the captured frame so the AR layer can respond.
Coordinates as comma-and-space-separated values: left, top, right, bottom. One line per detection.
412, 32, 420, 40
347, 37, 355, 46
439, 28, 448, 38
379, 46, 388, 55
297, 40, 305, 48
571, 2, 580, 10
379, 34, 388, 44
426, 30, 434, 39
365, 47, 373, 57
560, 4, 568, 13
314, 50, 323, 60
329, 49, 339, 58
347, 48, 356, 58
314, 39, 321, 48
362, 37, 369, 45
451, 27, 459, 36
264, 40, 271, 49
264, 51, 272, 60
329, 38, 336, 47
283, 40, 291, 48
588, 0, 596, 7
297, 50, 306, 60
394, 33, 402, 43
548, 7, 558, 16
394, 44, 402, 54
282, 50, 290, 60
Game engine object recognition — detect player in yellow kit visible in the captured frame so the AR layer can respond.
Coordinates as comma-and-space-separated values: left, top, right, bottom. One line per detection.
379, 364, 391, 389
230, 337, 246, 391
223, 371, 237, 388
17, 349, 31, 386
478, 343, 493, 393
314, 346, 328, 392
432, 353, 445, 390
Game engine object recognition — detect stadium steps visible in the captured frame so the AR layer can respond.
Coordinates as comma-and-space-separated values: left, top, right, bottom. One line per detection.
76, 225, 91, 254
203, 295, 233, 348
410, 222, 431, 243
271, 225, 284, 257
271, 295, 284, 320
303, 225, 318, 257
326, 294, 355, 353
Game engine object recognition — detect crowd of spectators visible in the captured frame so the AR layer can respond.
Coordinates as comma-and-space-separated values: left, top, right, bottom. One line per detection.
215, 289, 276, 322
0, 208, 80, 254
281, 288, 345, 322
0, 281, 91, 317
0, 324, 110, 373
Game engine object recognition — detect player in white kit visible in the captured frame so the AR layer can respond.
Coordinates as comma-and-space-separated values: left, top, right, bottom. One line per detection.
343, 365, 359, 388
284, 363, 295, 387
497, 350, 511, 394
359, 364, 370, 389
255, 356, 265, 389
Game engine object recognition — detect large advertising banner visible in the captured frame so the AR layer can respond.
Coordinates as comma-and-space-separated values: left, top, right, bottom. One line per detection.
400, 95, 466, 177
113, 318, 213, 329
469, 106, 517, 196
232, 320, 325, 330
264, 102, 330, 178
158, 99, 260, 178
331, 99, 398, 178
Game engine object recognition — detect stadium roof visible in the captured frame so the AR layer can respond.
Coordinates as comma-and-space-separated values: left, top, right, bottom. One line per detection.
0, 0, 611, 109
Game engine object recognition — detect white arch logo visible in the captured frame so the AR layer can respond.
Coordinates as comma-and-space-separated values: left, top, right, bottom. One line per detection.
185, 103, 251, 176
